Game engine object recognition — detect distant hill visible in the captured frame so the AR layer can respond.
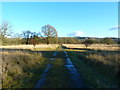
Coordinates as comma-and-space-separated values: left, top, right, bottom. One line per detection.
59, 36, 118, 39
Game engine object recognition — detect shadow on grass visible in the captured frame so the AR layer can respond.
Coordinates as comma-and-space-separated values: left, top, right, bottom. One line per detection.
2, 50, 49, 88
1, 46, 119, 88
65, 50, 119, 88
42, 51, 74, 88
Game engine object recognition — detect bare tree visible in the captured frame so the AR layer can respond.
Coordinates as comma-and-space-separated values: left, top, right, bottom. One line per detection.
41, 24, 58, 45
30, 32, 39, 47
0, 22, 12, 45
22, 30, 32, 45
11, 33, 22, 45
82, 39, 94, 48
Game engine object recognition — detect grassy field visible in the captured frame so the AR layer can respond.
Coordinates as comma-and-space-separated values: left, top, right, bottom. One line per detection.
1, 51, 49, 88
63, 44, 119, 51
1, 44, 119, 88
0, 44, 59, 51
1, 45, 59, 88
63, 45, 119, 88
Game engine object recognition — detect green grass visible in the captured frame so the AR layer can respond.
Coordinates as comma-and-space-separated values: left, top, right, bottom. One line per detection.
42, 51, 72, 88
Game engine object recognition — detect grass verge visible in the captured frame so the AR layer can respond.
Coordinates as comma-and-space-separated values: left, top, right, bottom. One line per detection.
2, 51, 49, 88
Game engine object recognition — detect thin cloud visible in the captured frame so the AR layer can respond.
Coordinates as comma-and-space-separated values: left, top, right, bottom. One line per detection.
109, 25, 120, 30
67, 31, 84, 37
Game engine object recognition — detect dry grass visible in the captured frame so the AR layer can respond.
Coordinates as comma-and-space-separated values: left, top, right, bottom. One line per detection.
87, 51, 119, 76
0, 44, 59, 51
1, 44, 118, 51
65, 44, 119, 88
63, 44, 119, 51
0, 44, 60, 88
1, 51, 48, 88
0, 44, 119, 88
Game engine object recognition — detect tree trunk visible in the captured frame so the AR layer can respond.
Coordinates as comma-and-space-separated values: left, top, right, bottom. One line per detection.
47, 37, 49, 45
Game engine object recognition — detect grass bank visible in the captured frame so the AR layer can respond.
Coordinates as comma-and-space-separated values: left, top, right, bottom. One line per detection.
1, 51, 50, 88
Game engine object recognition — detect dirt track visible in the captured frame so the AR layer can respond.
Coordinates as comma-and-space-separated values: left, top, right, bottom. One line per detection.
35, 48, 84, 88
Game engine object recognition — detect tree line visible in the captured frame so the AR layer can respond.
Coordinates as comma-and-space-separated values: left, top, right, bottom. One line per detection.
0, 22, 118, 47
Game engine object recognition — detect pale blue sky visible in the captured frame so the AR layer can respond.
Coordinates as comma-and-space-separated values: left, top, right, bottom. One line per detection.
2, 2, 118, 37
1, 0, 119, 2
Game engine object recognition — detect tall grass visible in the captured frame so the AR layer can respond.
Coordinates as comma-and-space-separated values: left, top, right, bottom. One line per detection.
1, 44, 119, 88
86, 51, 119, 78
0, 44, 59, 51
63, 44, 119, 51
66, 49, 119, 88
1, 51, 48, 88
